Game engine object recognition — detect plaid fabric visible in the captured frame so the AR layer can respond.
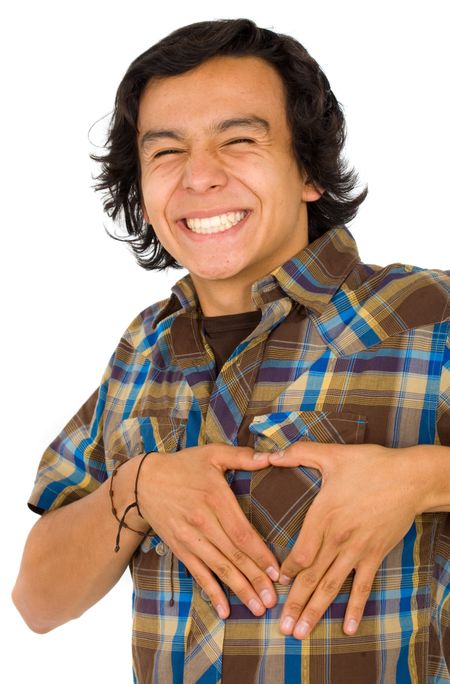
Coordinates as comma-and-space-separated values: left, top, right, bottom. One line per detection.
29, 226, 450, 683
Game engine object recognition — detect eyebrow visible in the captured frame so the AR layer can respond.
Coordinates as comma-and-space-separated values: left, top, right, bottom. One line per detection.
139, 116, 270, 148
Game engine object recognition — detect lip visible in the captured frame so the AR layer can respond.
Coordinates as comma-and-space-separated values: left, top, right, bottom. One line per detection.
176, 210, 251, 241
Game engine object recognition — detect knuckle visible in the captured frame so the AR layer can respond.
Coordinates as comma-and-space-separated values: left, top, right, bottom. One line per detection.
300, 550, 313, 566
331, 528, 352, 546
319, 576, 340, 596
286, 600, 305, 615
253, 546, 273, 569
231, 527, 251, 548
291, 551, 311, 569
250, 572, 267, 590
303, 605, 321, 623
354, 580, 373, 596
230, 548, 246, 565
186, 511, 206, 528
173, 523, 191, 544
301, 570, 318, 587
216, 563, 231, 582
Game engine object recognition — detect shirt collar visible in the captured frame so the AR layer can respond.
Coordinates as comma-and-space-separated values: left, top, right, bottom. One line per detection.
153, 225, 359, 327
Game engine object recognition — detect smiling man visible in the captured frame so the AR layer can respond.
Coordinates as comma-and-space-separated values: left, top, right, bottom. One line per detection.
13, 19, 450, 684
137, 56, 320, 316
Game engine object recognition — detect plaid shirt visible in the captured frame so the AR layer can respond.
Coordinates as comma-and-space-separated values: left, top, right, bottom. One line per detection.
29, 226, 450, 683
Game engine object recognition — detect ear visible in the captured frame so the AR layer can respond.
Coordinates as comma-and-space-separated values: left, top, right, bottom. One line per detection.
140, 199, 150, 224
302, 180, 325, 202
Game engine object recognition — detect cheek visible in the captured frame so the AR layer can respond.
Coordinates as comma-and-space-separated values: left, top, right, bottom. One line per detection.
230, 157, 266, 188
142, 190, 171, 227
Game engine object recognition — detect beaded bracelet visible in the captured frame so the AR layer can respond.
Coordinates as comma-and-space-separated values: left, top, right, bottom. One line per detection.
109, 452, 152, 552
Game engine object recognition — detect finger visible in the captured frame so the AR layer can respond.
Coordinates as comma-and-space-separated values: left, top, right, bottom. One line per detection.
281, 553, 354, 639
217, 485, 280, 581
279, 547, 339, 635
268, 442, 338, 470
177, 550, 230, 620
342, 563, 376, 635
186, 534, 268, 616
202, 519, 278, 608
279, 502, 325, 583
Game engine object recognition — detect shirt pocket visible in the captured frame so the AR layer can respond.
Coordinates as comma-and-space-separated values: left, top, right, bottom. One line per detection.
105, 415, 187, 473
248, 410, 366, 554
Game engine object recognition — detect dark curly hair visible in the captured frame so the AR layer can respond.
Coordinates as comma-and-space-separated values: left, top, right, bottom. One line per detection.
91, 18, 368, 270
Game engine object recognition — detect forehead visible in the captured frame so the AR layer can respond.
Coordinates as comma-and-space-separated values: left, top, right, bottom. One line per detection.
137, 56, 288, 132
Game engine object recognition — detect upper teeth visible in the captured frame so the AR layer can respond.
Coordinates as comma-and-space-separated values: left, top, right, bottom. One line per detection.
186, 211, 247, 234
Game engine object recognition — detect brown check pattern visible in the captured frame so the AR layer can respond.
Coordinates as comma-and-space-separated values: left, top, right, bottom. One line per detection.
29, 227, 450, 683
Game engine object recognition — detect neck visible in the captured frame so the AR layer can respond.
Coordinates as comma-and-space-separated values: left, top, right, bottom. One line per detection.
189, 225, 310, 316
192, 276, 257, 316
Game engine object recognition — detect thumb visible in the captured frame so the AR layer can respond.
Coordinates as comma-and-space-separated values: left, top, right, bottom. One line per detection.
211, 445, 271, 471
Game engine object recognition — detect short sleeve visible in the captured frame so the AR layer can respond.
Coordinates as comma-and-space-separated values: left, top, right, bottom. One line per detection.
27, 352, 115, 515
437, 332, 450, 446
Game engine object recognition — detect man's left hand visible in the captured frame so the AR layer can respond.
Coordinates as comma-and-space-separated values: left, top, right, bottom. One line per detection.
267, 443, 428, 640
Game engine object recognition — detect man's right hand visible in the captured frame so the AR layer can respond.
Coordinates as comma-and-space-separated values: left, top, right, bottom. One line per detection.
134, 445, 279, 619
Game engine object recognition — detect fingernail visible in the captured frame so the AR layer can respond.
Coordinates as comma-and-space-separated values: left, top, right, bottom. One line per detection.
265, 565, 279, 582
294, 620, 309, 639
345, 618, 358, 634
260, 589, 273, 607
279, 574, 292, 585
281, 616, 295, 633
248, 598, 264, 615
253, 452, 269, 461
270, 450, 285, 460
216, 604, 227, 620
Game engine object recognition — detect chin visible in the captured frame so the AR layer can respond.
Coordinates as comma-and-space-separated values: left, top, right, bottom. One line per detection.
194, 270, 236, 281
188, 260, 240, 281
194, 261, 250, 281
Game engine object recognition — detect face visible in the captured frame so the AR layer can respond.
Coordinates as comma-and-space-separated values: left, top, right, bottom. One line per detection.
137, 56, 321, 304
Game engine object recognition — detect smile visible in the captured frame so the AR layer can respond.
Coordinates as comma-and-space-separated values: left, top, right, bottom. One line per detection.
185, 211, 248, 234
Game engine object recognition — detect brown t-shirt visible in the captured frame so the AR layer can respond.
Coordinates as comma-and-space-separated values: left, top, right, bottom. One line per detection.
202, 310, 262, 374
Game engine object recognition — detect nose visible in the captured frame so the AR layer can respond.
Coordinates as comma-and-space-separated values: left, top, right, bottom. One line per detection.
181, 149, 228, 193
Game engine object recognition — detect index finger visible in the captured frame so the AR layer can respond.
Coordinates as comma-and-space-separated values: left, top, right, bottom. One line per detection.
217, 484, 280, 581
210, 445, 271, 471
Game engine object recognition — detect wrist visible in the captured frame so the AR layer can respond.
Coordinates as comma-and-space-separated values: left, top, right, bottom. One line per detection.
111, 455, 151, 534
406, 445, 450, 514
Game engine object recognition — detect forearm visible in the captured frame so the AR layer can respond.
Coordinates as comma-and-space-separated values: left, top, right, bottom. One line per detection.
12, 455, 148, 633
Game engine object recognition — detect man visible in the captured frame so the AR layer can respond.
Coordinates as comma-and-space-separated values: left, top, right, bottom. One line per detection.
13, 18, 449, 684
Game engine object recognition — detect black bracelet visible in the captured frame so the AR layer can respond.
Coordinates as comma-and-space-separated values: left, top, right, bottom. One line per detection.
134, 451, 151, 518
109, 453, 152, 552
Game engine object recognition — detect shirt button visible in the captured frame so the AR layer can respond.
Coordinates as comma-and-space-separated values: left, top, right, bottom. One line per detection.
200, 589, 211, 602
155, 541, 169, 556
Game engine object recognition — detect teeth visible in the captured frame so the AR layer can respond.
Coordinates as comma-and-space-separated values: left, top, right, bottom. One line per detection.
186, 211, 247, 234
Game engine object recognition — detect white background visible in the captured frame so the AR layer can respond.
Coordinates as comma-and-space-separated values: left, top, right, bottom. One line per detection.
2, 0, 448, 681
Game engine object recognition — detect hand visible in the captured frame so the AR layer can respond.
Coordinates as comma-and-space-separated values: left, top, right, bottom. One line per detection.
268, 443, 425, 639
137, 445, 280, 619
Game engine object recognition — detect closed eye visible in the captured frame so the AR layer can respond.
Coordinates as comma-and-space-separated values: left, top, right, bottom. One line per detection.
153, 149, 184, 158
226, 138, 255, 145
